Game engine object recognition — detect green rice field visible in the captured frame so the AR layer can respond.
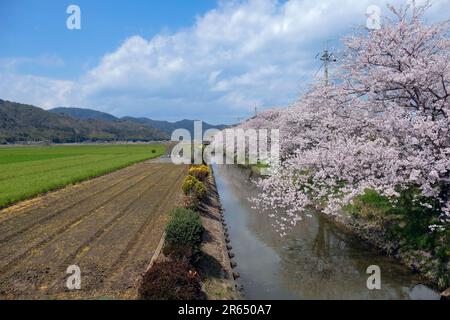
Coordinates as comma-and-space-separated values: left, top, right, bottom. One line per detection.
0, 144, 165, 208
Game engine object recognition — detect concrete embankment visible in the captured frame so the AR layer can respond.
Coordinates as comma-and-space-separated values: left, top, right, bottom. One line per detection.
196, 166, 241, 300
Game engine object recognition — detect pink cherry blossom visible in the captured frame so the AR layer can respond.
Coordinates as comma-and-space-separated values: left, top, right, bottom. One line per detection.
240, 1, 449, 234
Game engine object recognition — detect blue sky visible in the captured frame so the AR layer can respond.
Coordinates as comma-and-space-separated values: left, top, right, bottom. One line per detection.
0, 0, 448, 124
0, 0, 216, 78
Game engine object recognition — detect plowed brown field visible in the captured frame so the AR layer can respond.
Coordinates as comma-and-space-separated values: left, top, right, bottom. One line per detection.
0, 160, 187, 299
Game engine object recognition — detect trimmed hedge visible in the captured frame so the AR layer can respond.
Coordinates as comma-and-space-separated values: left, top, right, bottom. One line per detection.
164, 208, 204, 259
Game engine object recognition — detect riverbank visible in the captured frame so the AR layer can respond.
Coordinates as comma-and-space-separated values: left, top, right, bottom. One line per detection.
329, 211, 449, 293
196, 167, 241, 300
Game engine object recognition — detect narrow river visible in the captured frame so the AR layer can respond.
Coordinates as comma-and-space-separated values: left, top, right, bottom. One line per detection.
212, 164, 441, 300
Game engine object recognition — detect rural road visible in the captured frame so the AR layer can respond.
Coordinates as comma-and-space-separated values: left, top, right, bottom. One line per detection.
0, 160, 187, 299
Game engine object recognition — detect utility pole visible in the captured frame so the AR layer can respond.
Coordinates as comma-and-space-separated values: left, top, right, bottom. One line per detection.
317, 41, 336, 86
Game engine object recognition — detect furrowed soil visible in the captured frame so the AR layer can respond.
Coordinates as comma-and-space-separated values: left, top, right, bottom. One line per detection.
0, 160, 187, 299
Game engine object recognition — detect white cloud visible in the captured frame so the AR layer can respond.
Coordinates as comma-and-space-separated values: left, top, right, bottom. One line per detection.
0, 73, 73, 109
0, 0, 448, 123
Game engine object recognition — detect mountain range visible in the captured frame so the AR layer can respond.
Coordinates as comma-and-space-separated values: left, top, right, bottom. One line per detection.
51, 107, 228, 136
0, 99, 227, 144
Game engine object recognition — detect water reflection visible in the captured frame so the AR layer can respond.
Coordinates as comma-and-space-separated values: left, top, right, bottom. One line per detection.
213, 164, 440, 300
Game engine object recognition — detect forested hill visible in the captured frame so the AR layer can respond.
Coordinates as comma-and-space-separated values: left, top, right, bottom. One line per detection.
50, 107, 228, 136
50, 107, 118, 122
0, 99, 169, 143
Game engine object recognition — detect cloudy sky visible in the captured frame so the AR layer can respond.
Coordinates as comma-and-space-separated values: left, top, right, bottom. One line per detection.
0, 0, 448, 124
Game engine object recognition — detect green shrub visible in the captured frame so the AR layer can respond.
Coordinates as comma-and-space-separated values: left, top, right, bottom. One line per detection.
165, 208, 204, 258
346, 188, 448, 252
139, 260, 204, 300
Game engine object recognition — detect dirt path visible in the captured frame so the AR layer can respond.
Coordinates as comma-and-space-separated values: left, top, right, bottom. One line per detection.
0, 160, 187, 299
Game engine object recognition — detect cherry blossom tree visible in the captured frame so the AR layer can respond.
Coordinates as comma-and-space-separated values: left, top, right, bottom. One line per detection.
244, 1, 449, 235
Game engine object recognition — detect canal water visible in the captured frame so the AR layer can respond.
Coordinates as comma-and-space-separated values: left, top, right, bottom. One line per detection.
212, 164, 441, 300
